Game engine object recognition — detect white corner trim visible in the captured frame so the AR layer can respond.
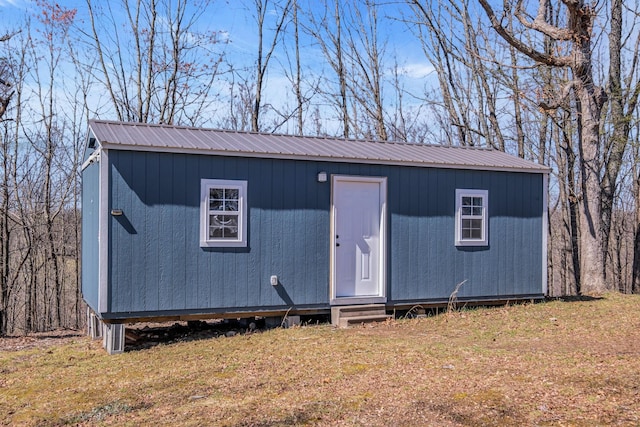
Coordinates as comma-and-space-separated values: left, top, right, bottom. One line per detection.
98, 149, 109, 313
81, 148, 101, 171
542, 174, 549, 296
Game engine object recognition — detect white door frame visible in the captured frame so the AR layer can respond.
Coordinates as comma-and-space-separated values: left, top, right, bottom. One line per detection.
330, 175, 387, 305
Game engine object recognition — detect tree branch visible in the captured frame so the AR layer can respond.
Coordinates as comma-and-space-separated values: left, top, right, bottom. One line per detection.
477, 0, 571, 67
515, 0, 573, 41
539, 80, 576, 111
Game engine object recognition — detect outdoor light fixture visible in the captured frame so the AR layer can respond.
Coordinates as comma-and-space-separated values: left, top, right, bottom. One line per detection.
317, 171, 327, 182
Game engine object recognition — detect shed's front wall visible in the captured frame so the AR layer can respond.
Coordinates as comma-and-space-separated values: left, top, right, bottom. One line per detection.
105, 149, 544, 318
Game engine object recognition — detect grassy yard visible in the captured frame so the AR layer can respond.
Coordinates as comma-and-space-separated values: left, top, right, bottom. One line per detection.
1, 293, 639, 426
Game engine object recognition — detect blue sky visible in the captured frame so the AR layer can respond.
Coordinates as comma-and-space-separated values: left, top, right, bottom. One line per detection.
0, 0, 438, 134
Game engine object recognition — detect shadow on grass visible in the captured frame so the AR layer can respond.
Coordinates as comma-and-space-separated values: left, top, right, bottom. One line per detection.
548, 295, 605, 303
1, 330, 83, 340
123, 315, 330, 352
124, 319, 264, 352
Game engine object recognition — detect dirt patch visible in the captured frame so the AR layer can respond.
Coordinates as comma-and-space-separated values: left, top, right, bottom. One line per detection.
0, 330, 83, 352
124, 319, 266, 351
0, 316, 327, 353
0, 320, 264, 352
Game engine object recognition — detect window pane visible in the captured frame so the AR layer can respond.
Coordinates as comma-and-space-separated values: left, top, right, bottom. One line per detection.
209, 199, 224, 210
462, 218, 483, 240
472, 206, 482, 216
225, 189, 239, 200
461, 219, 471, 238
462, 206, 472, 215
210, 188, 224, 200
209, 188, 224, 211
209, 187, 241, 212
225, 200, 238, 211
462, 196, 472, 206
472, 197, 483, 207
209, 214, 239, 239
462, 226, 472, 239
470, 219, 482, 239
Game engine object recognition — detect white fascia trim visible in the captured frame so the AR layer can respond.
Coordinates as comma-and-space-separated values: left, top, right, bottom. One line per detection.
81, 148, 101, 171
98, 149, 109, 313
542, 174, 549, 296
100, 143, 552, 174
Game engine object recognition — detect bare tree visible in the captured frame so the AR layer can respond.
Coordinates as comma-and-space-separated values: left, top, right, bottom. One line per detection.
478, 0, 608, 294
633, 121, 640, 293
20, 1, 80, 329
342, 0, 388, 140
292, 0, 304, 134
0, 32, 16, 335
407, 1, 468, 145
0, 33, 15, 120
276, 0, 321, 135
84, 0, 226, 126
249, 0, 292, 132
0, 2, 87, 335
601, 0, 640, 289
220, 66, 255, 132
306, 0, 350, 138
407, 1, 512, 149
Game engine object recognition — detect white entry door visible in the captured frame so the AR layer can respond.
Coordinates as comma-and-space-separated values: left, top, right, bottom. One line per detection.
332, 176, 386, 303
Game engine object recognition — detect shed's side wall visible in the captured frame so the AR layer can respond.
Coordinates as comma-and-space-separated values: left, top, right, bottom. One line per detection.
81, 149, 101, 312
106, 150, 544, 316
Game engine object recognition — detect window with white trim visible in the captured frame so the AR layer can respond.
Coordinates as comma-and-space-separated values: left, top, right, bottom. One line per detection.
200, 179, 247, 247
455, 189, 488, 246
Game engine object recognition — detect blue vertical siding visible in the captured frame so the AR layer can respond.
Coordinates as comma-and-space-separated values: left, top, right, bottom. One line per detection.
105, 149, 544, 316
81, 149, 100, 312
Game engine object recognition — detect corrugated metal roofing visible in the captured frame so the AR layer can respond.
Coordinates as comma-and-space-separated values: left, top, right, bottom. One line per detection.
88, 120, 549, 173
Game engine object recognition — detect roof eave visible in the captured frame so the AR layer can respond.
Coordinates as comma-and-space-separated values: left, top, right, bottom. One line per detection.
99, 142, 551, 174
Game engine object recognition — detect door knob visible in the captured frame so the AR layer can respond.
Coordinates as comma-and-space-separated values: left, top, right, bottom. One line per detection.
336, 243, 340, 247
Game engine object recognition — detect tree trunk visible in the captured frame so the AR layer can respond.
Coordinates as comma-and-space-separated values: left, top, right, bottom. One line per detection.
632, 161, 640, 293
478, 0, 607, 294
293, 0, 303, 135
575, 86, 606, 293
335, 0, 349, 138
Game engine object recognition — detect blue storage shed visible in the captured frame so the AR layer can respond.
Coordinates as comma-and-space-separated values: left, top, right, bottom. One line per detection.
82, 120, 549, 353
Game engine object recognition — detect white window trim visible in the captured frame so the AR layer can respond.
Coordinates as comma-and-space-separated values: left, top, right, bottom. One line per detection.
200, 179, 248, 248
455, 189, 488, 247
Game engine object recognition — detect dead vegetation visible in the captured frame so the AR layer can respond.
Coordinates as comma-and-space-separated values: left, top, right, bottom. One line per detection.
1, 293, 640, 426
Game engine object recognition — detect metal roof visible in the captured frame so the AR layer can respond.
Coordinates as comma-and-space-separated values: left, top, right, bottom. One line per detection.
88, 120, 549, 173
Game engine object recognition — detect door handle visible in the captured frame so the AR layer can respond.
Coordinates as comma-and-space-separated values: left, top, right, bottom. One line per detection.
336, 243, 340, 247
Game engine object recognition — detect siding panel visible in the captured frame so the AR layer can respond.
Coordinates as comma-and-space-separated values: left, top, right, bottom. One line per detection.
171, 153, 187, 310
81, 151, 100, 312
106, 150, 545, 316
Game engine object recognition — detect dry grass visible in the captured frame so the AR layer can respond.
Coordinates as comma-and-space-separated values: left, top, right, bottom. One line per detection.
1, 293, 640, 426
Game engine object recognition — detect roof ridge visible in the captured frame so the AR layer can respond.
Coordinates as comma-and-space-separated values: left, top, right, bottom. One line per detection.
88, 119, 496, 152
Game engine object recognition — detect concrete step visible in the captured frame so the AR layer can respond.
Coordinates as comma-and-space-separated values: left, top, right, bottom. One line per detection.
338, 314, 393, 328
331, 304, 389, 327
